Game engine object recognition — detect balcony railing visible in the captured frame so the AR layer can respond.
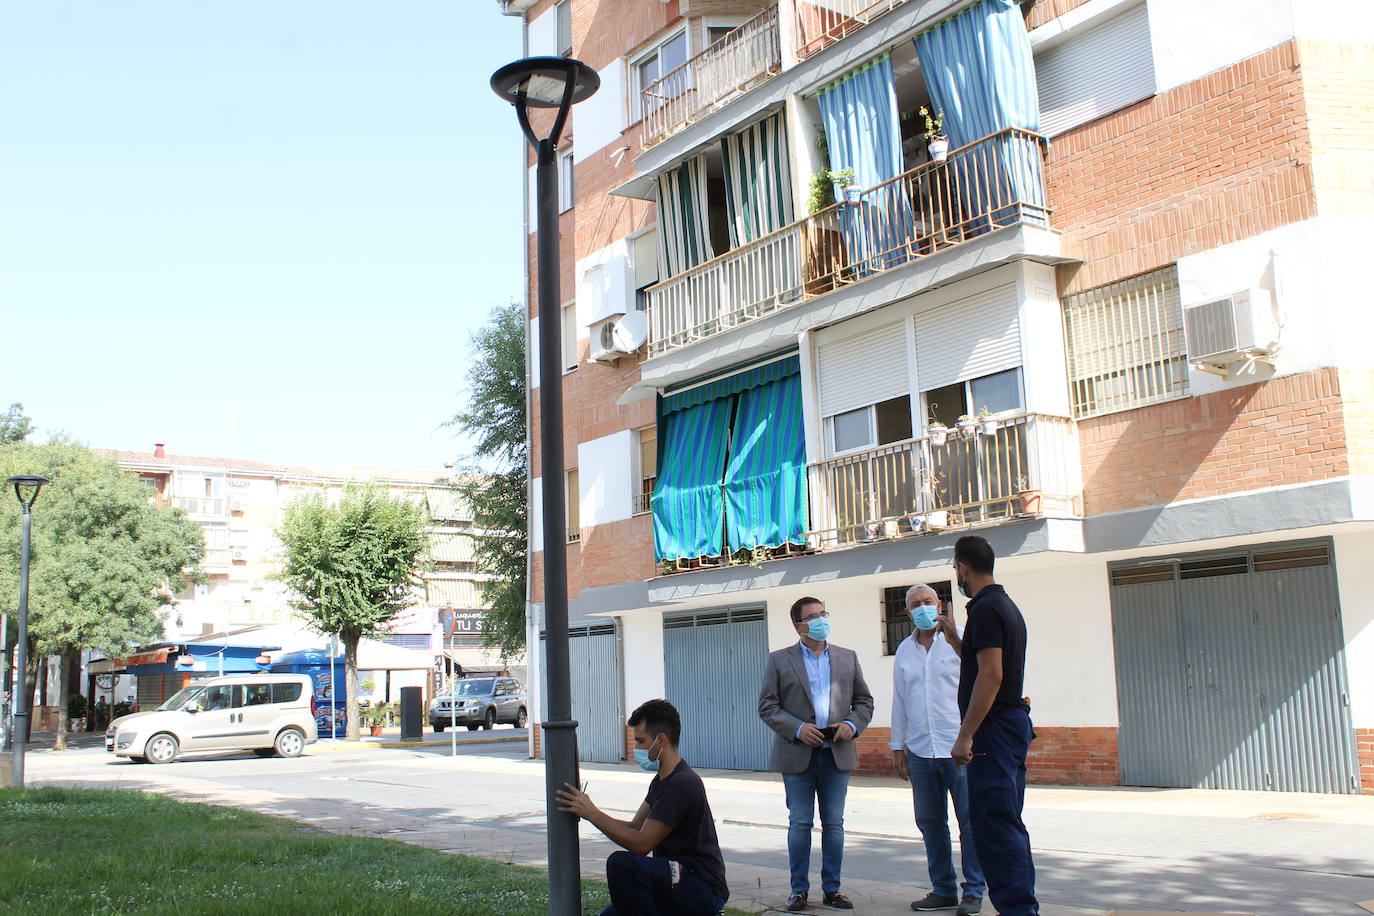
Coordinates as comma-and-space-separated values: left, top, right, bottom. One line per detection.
804, 413, 1080, 550
647, 128, 1049, 356
175, 496, 226, 516
641, 7, 782, 148
794, 0, 914, 60
202, 548, 231, 568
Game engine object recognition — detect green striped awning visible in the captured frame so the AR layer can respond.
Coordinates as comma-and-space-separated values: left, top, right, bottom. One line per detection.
662, 354, 800, 416
724, 370, 807, 550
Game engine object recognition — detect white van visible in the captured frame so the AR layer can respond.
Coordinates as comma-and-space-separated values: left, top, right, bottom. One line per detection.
106, 673, 317, 764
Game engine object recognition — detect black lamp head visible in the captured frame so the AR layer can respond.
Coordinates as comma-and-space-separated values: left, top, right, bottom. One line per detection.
490, 56, 600, 109
7, 474, 50, 510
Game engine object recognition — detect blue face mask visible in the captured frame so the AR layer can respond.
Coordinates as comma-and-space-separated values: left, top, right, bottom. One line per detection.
806, 617, 831, 642
634, 736, 661, 772
910, 604, 938, 631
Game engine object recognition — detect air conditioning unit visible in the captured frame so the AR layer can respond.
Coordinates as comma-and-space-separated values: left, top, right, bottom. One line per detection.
1182, 288, 1278, 374
229, 501, 245, 512
588, 311, 649, 363
231, 550, 247, 561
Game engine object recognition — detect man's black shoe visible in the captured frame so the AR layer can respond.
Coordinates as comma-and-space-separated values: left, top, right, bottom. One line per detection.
823, 890, 855, 909
787, 891, 809, 912
957, 894, 983, 915
911, 892, 959, 911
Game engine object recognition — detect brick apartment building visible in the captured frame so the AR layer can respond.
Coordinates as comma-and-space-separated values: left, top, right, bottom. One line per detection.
500, 0, 1374, 794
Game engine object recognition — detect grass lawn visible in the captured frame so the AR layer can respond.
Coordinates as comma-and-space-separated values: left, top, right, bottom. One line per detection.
0, 787, 752, 914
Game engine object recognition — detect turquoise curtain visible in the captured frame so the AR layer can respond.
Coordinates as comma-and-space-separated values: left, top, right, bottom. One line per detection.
655, 154, 715, 278
721, 113, 795, 248
724, 367, 807, 551
913, 0, 1044, 226
652, 395, 733, 561
817, 55, 912, 273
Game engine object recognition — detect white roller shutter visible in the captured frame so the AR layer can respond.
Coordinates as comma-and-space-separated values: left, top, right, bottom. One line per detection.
817, 321, 909, 418
1036, 3, 1155, 138
633, 229, 659, 289
915, 284, 1021, 391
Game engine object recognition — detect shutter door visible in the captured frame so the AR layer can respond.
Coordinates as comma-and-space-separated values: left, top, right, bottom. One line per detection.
541, 624, 623, 764
817, 321, 909, 418
914, 283, 1020, 391
136, 676, 164, 710
633, 229, 660, 289
1036, 3, 1155, 137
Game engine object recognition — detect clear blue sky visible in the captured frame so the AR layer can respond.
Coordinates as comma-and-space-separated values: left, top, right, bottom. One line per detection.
1, 2, 525, 471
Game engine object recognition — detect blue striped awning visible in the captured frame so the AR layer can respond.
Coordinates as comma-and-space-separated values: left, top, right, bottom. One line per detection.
661, 355, 800, 416
724, 371, 807, 551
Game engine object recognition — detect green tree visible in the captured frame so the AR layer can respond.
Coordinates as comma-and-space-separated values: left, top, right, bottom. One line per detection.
0, 403, 34, 444
275, 486, 427, 741
0, 440, 205, 748
447, 301, 527, 660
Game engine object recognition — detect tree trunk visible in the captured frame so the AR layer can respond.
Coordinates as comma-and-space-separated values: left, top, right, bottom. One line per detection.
55, 654, 71, 751
344, 633, 360, 743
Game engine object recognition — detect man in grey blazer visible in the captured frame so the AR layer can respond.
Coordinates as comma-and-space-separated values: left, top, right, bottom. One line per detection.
758, 596, 874, 912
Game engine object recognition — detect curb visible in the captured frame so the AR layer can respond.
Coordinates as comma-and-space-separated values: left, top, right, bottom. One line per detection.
379, 736, 526, 748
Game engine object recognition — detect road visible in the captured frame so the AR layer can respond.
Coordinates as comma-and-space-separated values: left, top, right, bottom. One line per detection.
24, 740, 1374, 915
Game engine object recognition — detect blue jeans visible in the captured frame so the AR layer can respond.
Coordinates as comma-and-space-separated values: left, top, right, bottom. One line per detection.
782, 747, 850, 895
599, 850, 725, 916
908, 753, 985, 899
967, 707, 1038, 916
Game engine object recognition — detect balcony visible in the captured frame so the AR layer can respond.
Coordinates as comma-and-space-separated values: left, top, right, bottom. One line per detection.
640, 7, 782, 150
646, 128, 1049, 357
794, 0, 914, 60
174, 496, 227, 517
202, 548, 231, 569
804, 413, 1080, 550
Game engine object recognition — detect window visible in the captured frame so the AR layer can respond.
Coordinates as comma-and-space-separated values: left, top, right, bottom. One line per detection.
882, 581, 953, 655
197, 685, 238, 712
561, 302, 578, 371
827, 395, 913, 455
1063, 266, 1186, 418
635, 427, 657, 514
922, 369, 1024, 427
558, 148, 574, 212
271, 682, 303, 704
631, 228, 660, 310
556, 0, 573, 56
635, 31, 688, 120
244, 683, 273, 706
566, 468, 580, 543
1035, 3, 1155, 137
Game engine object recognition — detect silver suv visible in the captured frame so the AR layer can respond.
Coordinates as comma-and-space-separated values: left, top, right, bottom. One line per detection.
429, 676, 526, 732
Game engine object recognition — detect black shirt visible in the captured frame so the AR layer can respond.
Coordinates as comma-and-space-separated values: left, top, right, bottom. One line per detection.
958, 584, 1029, 718
644, 760, 729, 902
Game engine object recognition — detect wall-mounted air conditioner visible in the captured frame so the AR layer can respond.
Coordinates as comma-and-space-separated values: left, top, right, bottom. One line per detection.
1182, 288, 1278, 375
231, 549, 247, 561
229, 501, 245, 512
588, 311, 649, 363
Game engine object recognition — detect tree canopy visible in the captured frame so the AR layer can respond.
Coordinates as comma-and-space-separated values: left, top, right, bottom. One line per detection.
447, 300, 527, 660
1, 402, 34, 444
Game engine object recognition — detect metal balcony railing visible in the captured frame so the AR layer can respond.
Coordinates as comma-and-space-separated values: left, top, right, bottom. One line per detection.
804, 413, 1080, 550
647, 128, 1050, 357
640, 7, 782, 148
794, 0, 914, 60
202, 548, 232, 568
174, 496, 226, 516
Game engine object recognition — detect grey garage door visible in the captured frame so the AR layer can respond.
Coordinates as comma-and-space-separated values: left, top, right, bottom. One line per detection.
664, 606, 772, 771
541, 623, 623, 764
1110, 540, 1358, 793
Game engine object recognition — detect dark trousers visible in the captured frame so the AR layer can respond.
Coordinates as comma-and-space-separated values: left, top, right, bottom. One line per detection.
599, 850, 725, 916
967, 707, 1038, 916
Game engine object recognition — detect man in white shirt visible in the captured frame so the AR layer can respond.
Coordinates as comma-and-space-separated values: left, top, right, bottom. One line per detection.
891, 585, 985, 915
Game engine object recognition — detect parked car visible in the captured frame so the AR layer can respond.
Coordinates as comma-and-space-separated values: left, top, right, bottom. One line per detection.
429, 676, 526, 732
105, 673, 318, 764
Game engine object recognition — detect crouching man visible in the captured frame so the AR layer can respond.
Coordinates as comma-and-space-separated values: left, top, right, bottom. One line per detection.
556, 698, 729, 915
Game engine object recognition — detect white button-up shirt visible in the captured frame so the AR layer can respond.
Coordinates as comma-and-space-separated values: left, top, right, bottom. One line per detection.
889, 628, 963, 759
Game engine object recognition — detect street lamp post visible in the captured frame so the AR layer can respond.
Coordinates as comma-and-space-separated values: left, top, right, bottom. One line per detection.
8, 474, 50, 788
490, 56, 599, 916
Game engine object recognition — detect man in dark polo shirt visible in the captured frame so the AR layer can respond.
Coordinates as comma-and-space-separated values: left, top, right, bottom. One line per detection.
949, 535, 1039, 916
556, 698, 728, 915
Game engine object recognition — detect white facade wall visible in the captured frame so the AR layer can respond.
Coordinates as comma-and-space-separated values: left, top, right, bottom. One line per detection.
619, 611, 667, 706
574, 60, 627, 164
578, 430, 636, 527
1335, 529, 1374, 731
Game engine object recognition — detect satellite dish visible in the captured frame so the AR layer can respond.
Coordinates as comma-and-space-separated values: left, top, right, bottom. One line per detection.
612, 311, 648, 353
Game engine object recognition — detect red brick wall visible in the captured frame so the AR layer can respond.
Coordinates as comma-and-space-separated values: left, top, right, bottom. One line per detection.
1358, 728, 1374, 796
1023, 0, 1095, 30
1078, 368, 1349, 517
851, 725, 1119, 786
1048, 42, 1314, 296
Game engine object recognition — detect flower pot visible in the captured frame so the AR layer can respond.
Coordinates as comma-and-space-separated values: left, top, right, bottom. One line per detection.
907, 513, 925, 532
1017, 489, 1042, 515
929, 137, 950, 162
978, 418, 998, 437
927, 426, 949, 447
369, 725, 383, 737
926, 510, 950, 531
956, 419, 978, 439
864, 521, 886, 541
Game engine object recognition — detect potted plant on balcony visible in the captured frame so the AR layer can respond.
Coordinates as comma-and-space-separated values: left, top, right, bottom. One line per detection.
956, 413, 979, 439
977, 406, 998, 437
920, 106, 948, 162
1016, 475, 1043, 516
926, 418, 949, 447
911, 469, 949, 532
361, 701, 387, 737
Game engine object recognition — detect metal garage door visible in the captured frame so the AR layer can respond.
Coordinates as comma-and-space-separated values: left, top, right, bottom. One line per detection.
541, 623, 623, 764
664, 606, 771, 771
1110, 540, 1358, 793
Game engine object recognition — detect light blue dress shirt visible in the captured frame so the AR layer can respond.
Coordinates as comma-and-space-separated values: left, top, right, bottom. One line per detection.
795, 641, 857, 743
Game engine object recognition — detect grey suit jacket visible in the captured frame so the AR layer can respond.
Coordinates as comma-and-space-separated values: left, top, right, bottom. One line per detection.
758, 642, 875, 774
